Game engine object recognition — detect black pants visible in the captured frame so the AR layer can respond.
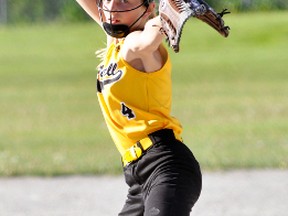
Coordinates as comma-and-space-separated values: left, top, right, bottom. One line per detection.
118, 129, 202, 216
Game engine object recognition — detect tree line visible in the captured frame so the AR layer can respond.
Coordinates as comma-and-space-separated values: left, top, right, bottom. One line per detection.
1, 0, 287, 24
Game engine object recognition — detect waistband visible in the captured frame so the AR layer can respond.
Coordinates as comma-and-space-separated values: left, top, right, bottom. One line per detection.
122, 129, 180, 167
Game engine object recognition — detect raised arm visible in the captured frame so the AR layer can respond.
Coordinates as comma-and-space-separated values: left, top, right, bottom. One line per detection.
124, 16, 165, 54
76, 0, 101, 24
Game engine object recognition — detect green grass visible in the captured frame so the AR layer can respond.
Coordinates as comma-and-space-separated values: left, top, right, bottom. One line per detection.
1, 12, 288, 176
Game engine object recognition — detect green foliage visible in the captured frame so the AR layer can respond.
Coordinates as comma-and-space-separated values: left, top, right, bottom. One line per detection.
6, 0, 89, 24
59, 1, 90, 22
0, 12, 288, 176
215, 0, 288, 12
8, 0, 44, 23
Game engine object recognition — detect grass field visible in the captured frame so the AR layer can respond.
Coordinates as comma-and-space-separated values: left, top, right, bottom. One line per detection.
0, 12, 288, 176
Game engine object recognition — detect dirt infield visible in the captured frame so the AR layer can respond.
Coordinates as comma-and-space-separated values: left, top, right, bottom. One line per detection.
0, 169, 287, 216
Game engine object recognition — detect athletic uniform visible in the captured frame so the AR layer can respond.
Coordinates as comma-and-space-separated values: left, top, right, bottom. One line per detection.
97, 39, 202, 216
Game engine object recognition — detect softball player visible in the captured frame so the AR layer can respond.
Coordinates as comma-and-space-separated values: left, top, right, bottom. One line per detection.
76, 0, 202, 215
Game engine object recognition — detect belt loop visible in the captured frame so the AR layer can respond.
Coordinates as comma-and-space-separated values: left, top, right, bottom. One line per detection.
136, 141, 144, 152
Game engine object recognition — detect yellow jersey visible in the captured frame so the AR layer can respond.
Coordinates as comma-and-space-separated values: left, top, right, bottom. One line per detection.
96, 40, 182, 156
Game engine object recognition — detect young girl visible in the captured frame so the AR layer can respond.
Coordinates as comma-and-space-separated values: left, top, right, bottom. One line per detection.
76, 0, 202, 215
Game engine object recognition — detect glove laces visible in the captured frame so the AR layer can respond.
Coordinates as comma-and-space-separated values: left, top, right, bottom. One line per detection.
218, 8, 230, 17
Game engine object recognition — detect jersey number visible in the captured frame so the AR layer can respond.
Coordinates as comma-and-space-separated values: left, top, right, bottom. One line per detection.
121, 102, 135, 120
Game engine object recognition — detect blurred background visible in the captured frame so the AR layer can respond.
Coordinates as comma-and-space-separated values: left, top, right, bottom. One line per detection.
0, 0, 287, 176
0, 0, 288, 24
